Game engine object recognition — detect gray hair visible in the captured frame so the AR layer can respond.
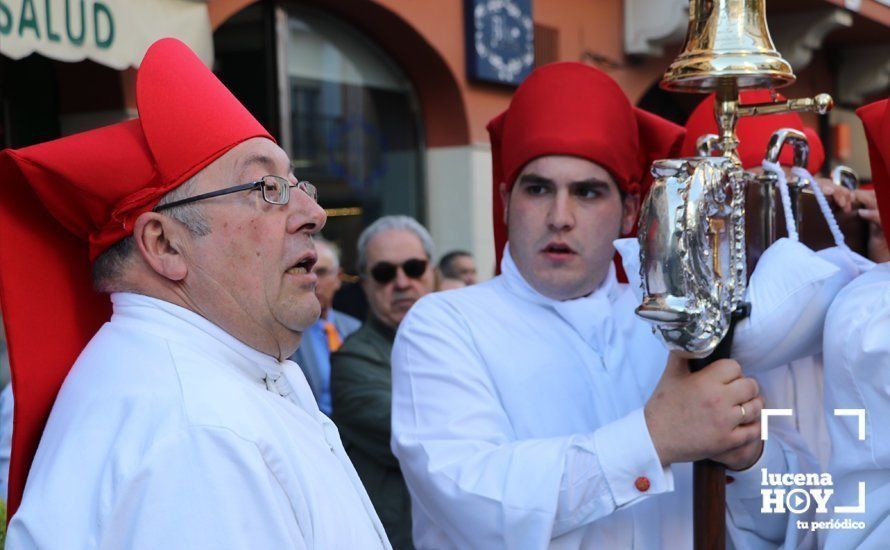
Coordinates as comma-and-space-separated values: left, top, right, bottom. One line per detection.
356, 215, 435, 274
92, 175, 212, 292
313, 235, 341, 270
153, 175, 212, 237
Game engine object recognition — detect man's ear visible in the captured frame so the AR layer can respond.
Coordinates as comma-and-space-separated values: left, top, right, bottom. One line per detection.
333, 267, 344, 292
621, 193, 641, 236
132, 212, 189, 281
498, 182, 511, 225
359, 274, 372, 297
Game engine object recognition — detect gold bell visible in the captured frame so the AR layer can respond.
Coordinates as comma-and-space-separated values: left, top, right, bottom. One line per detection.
662, 0, 795, 92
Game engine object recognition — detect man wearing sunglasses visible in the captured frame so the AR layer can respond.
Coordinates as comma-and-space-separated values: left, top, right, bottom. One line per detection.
331, 215, 435, 549
0, 39, 388, 548
390, 63, 809, 549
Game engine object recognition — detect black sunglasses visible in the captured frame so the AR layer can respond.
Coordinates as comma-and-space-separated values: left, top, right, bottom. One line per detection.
369, 259, 428, 284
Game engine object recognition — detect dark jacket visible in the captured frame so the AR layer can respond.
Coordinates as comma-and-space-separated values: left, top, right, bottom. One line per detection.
331, 315, 414, 550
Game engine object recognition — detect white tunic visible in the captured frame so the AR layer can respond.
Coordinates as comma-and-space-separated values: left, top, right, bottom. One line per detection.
391, 246, 805, 550
7, 293, 390, 549
823, 263, 890, 549
756, 356, 832, 469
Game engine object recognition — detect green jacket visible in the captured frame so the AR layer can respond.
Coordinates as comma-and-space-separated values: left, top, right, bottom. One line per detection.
331, 315, 414, 550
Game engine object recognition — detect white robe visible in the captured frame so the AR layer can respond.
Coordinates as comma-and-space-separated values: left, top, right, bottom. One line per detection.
823, 263, 890, 549
756, 356, 832, 470
738, 243, 874, 474
391, 246, 806, 549
7, 293, 390, 549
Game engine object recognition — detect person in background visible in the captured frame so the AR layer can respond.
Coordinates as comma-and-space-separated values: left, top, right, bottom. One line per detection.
437, 250, 478, 286
854, 187, 890, 263
331, 215, 435, 550
822, 97, 890, 549
437, 277, 466, 291
290, 236, 360, 415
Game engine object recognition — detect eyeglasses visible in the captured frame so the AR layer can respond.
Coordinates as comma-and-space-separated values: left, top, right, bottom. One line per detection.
153, 175, 317, 212
369, 258, 428, 284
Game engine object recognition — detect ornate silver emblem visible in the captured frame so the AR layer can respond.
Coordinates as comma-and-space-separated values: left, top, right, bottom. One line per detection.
636, 157, 748, 358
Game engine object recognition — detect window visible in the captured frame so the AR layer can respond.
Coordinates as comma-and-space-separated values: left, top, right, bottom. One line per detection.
281, 7, 425, 270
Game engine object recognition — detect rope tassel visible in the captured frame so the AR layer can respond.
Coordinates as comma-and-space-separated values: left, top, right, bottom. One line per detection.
791, 166, 848, 249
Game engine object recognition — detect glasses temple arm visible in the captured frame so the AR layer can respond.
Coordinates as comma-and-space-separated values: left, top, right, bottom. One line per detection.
153, 181, 261, 212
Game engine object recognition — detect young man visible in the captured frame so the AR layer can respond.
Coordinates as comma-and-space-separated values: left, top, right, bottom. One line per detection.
0, 39, 388, 548
822, 97, 890, 549
391, 63, 807, 548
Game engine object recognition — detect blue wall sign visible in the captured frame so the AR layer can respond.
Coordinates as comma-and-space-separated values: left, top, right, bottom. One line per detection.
465, 0, 534, 86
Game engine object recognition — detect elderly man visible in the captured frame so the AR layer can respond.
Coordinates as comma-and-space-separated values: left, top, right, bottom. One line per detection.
391, 63, 809, 549
822, 98, 890, 549
438, 250, 478, 285
291, 237, 360, 415
331, 215, 435, 550
0, 39, 388, 548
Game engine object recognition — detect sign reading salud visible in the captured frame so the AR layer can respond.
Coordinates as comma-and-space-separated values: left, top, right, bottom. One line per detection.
0, 0, 212, 69
464, 0, 534, 86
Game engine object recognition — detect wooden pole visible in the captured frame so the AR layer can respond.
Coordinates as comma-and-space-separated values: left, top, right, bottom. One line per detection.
688, 305, 748, 550
691, 460, 726, 550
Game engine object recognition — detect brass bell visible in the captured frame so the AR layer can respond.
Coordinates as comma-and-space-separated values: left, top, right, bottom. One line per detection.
662, 0, 796, 92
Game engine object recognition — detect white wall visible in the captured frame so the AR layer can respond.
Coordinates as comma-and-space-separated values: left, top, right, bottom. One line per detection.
425, 144, 496, 280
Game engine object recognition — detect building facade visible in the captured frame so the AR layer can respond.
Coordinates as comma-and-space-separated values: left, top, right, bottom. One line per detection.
2, 0, 889, 276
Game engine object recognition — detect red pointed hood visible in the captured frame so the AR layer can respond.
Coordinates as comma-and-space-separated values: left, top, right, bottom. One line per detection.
856, 98, 890, 245
0, 38, 273, 517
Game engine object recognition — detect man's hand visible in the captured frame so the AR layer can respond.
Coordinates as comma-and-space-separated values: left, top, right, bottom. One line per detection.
853, 188, 889, 263
644, 353, 764, 470
710, 426, 765, 471
816, 177, 854, 213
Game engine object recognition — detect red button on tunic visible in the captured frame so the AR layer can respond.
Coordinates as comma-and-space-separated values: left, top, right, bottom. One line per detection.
634, 476, 651, 492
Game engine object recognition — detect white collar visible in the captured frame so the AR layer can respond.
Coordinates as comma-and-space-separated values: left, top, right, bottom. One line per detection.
109, 292, 289, 388
499, 243, 624, 355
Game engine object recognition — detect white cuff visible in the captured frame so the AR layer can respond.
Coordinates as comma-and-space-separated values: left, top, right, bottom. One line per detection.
593, 407, 673, 508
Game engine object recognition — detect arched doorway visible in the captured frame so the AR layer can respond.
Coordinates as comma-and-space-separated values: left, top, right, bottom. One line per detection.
214, 3, 426, 274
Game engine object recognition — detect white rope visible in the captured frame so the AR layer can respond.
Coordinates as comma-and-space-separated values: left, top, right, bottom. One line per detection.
791, 166, 847, 248
762, 159, 799, 242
